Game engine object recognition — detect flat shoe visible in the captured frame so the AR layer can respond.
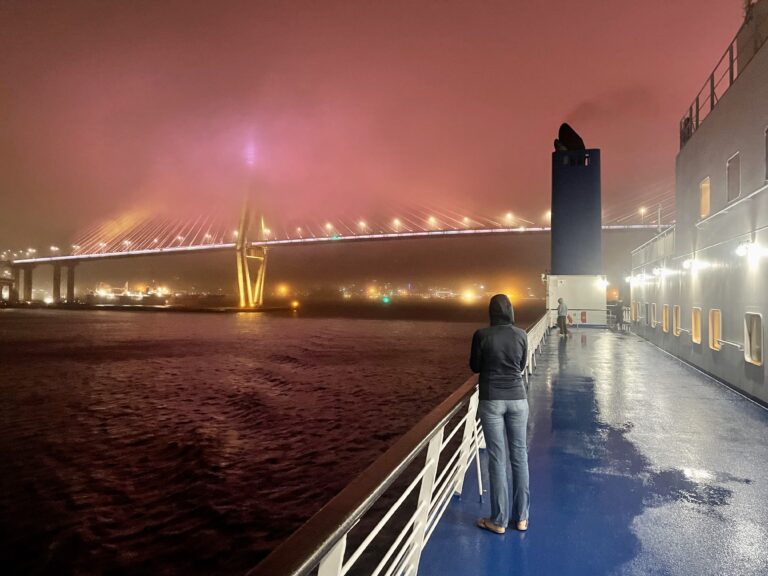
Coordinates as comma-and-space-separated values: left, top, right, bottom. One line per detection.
516, 520, 529, 531
477, 517, 505, 534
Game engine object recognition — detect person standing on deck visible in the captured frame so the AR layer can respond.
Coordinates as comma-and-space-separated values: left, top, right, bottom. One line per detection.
470, 294, 530, 534
557, 297, 569, 336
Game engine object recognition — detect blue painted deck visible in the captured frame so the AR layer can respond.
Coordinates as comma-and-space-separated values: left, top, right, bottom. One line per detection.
420, 329, 768, 576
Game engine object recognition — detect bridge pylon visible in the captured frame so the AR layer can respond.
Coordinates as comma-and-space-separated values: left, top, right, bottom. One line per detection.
235, 198, 268, 308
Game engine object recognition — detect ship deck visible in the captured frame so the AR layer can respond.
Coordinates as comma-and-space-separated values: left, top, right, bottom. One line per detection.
419, 328, 768, 576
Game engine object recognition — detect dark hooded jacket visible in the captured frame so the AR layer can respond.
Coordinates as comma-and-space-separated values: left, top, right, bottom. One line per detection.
469, 294, 528, 400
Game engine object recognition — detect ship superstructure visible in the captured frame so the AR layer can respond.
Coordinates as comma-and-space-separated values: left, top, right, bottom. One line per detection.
630, 0, 768, 405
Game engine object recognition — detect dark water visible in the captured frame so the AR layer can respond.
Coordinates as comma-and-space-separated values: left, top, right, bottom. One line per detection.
0, 305, 540, 575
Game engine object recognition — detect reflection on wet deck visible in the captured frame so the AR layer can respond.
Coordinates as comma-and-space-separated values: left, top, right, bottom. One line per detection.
420, 329, 768, 576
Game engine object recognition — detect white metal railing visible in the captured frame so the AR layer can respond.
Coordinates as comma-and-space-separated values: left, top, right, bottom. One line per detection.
679, 3, 768, 148
249, 312, 551, 576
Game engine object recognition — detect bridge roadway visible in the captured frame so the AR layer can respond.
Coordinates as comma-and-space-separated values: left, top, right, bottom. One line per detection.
8, 224, 656, 265
419, 328, 768, 576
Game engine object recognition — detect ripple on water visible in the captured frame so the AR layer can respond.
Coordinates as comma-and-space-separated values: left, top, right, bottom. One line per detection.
0, 309, 499, 574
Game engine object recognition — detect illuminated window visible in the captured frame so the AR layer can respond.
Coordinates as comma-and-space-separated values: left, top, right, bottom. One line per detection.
699, 177, 711, 219
662, 304, 669, 333
709, 309, 722, 350
727, 153, 740, 202
692, 307, 702, 344
745, 313, 763, 366
673, 305, 681, 336
651, 303, 657, 328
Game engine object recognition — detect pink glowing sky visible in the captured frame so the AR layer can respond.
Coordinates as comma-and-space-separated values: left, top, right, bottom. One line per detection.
0, 0, 742, 249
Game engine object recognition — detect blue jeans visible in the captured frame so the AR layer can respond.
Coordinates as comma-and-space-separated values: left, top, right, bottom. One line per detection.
479, 399, 530, 526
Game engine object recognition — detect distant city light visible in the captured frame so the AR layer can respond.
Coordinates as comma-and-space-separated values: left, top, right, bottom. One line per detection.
358, 220, 367, 230
233, 230, 239, 237
393, 218, 401, 230
428, 216, 437, 226
463, 217, 470, 225
291, 300, 300, 309
50, 245, 59, 252
204, 233, 212, 239
505, 212, 513, 221
123, 240, 132, 246
382, 295, 391, 304
325, 222, 333, 231
461, 289, 478, 303
176, 235, 185, 241
545, 210, 552, 221
43, 296, 54, 304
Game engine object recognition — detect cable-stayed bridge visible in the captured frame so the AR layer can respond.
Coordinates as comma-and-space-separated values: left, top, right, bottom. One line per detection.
2, 201, 664, 308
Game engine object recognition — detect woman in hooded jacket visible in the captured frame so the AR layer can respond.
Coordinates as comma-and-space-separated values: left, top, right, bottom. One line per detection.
470, 294, 530, 533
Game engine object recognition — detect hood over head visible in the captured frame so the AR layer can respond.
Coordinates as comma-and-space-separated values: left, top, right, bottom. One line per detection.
489, 294, 515, 326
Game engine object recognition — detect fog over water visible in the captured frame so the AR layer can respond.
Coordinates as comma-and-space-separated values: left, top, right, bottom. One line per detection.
0, 306, 541, 574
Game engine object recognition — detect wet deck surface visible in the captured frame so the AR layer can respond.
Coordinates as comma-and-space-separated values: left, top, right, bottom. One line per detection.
420, 328, 768, 576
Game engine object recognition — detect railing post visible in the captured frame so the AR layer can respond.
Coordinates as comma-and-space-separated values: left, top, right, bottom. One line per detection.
728, 44, 735, 86
695, 96, 700, 129
709, 73, 716, 111
317, 535, 347, 576
403, 427, 444, 576
453, 392, 479, 496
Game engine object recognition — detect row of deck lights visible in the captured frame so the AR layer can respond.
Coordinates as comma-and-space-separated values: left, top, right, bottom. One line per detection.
627, 242, 765, 285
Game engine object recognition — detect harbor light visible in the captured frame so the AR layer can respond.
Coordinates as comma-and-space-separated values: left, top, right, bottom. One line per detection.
382, 295, 391, 304
461, 289, 478, 303
290, 300, 300, 309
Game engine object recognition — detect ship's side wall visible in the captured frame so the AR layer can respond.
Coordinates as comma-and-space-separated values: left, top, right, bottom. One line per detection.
631, 38, 768, 405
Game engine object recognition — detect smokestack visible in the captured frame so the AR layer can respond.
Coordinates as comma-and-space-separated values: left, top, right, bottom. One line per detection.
550, 123, 602, 275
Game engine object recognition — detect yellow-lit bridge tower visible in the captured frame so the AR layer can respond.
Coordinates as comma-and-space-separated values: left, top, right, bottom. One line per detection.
235, 198, 268, 308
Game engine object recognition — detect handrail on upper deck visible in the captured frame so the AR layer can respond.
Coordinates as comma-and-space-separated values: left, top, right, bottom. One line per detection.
679, 4, 768, 148
248, 311, 552, 576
